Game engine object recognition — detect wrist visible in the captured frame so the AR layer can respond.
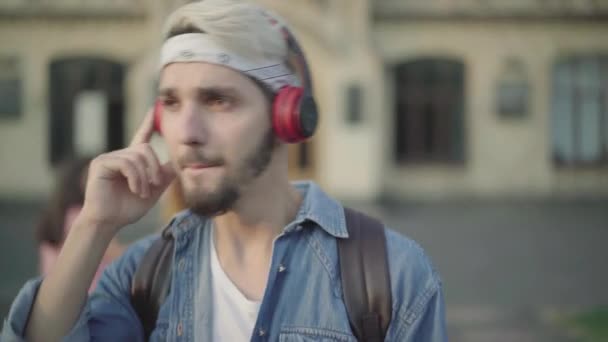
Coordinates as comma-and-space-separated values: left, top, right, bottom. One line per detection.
71, 210, 119, 243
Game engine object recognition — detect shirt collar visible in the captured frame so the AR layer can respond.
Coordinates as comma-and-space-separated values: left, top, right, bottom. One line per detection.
168, 181, 348, 239
290, 181, 348, 238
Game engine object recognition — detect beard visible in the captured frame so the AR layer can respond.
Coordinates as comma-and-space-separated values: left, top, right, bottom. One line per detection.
180, 128, 276, 217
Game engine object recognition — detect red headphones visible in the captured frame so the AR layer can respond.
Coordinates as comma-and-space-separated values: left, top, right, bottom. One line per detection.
153, 26, 318, 144
270, 27, 318, 143
153, 100, 163, 134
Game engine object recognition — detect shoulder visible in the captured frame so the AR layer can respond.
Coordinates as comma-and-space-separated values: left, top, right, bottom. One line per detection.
384, 227, 440, 285
383, 227, 442, 324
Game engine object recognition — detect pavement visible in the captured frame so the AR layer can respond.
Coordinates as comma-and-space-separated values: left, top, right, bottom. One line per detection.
347, 199, 608, 341
2, 198, 607, 341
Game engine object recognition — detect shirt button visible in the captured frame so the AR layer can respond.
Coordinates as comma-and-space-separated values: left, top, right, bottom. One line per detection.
278, 264, 287, 273
258, 329, 266, 336
178, 258, 186, 271
177, 322, 183, 336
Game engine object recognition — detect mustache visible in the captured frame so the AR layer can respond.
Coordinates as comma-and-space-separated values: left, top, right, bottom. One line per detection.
178, 151, 225, 168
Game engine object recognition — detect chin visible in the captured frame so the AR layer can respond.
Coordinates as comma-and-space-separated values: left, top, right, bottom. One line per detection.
182, 181, 240, 217
181, 180, 218, 200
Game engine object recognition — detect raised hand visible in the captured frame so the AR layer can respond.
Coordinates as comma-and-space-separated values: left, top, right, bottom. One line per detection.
80, 108, 176, 235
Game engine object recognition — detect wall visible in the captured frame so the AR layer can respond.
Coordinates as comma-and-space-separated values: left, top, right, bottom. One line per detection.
374, 20, 608, 199
0, 17, 152, 199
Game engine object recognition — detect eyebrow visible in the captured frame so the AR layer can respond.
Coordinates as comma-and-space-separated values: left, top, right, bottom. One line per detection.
158, 86, 240, 97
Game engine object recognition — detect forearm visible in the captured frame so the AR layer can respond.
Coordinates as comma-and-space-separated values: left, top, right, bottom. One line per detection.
25, 215, 117, 342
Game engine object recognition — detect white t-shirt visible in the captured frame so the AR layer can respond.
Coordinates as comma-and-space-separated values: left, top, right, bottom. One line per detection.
210, 228, 261, 341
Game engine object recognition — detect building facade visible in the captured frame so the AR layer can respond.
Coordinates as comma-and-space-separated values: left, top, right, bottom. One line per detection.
262, 0, 608, 200
1, 0, 607, 201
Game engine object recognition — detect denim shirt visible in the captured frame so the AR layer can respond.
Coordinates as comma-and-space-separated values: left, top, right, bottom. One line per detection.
2, 181, 447, 341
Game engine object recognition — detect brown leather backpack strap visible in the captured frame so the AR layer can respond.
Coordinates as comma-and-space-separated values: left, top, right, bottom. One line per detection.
130, 225, 174, 340
339, 207, 392, 342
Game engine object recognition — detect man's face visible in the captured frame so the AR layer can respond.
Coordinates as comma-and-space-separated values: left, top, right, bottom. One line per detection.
158, 62, 275, 216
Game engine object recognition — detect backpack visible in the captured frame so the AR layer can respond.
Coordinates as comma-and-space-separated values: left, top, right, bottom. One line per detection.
130, 207, 392, 341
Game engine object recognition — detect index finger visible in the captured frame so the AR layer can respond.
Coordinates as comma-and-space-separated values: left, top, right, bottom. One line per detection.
130, 107, 155, 146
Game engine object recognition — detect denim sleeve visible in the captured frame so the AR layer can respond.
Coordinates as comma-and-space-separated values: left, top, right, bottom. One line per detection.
1, 277, 94, 342
394, 282, 447, 341
383, 227, 448, 341
1, 234, 159, 342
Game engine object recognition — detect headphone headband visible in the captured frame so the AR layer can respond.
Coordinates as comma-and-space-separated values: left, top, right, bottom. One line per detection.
260, 9, 314, 95
262, 11, 318, 142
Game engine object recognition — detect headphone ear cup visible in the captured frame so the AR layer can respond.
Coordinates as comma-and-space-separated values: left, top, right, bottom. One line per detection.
273, 86, 305, 143
297, 96, 318, 139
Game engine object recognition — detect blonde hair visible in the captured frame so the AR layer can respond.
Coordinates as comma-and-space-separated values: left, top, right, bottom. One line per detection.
163, 0, 288, 64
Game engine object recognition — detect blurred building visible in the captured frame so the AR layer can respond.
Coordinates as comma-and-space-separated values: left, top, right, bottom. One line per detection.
1, 0, 607, 202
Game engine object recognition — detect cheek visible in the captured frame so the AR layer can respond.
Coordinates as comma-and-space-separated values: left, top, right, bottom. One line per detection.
239, 126, 270, 153
215, 113, 265, 153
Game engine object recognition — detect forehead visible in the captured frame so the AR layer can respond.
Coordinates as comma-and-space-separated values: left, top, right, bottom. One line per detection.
159, 62, 253, 91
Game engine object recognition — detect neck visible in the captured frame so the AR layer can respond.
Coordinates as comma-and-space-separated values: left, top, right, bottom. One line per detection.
212, 150, 302, 262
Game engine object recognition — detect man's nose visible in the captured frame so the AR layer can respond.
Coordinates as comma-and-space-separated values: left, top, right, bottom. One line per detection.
176, 102, 208, 145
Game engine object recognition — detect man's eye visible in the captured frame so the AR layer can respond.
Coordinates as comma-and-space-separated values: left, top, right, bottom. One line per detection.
206, 95, 231, 109
162, 98, 178, 108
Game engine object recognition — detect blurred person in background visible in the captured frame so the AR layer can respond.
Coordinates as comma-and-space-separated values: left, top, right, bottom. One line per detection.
1, 1, 445, 341
36, 156, 125, 293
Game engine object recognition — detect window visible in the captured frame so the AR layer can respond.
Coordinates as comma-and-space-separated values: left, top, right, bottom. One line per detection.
393, 58, 465, 164
346, 84, 363, 124
49, 57, 125, 165
552, 56, 608, 166
0, 57, 22, 119
496, 58, 530, 118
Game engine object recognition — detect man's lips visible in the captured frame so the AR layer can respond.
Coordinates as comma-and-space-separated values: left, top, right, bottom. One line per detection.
186, 164, 213, 169
182, 163, 221, 170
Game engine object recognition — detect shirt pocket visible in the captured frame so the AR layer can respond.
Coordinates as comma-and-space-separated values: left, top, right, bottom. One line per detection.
279, 326, 357, 342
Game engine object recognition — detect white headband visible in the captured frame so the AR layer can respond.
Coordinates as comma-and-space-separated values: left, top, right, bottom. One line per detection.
160, 33, 299, 92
